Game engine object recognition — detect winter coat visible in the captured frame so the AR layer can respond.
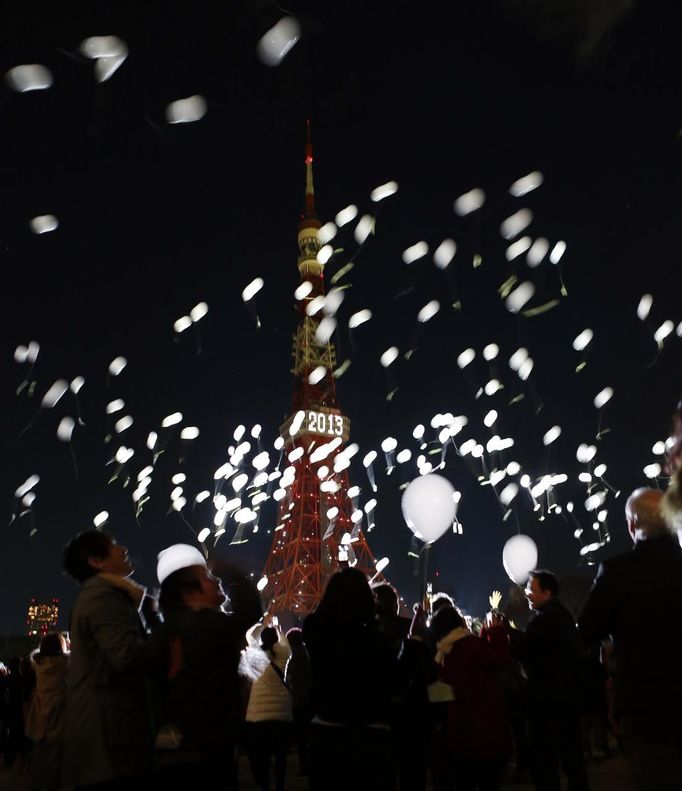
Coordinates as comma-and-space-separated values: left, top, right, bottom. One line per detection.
437, 625, 512, 761
62, 575, 157, 787
285, 644, 312, 710
303, 611, 396, 726
24, 654, 69, 743
241, 624, 292, 723
160, 606, 244, 752
578, 534, 682, 731
510, 597, 585, 719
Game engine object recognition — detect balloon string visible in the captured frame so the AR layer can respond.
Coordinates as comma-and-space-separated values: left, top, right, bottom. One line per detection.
69, 442, 80, 482
421, 542, 431, 602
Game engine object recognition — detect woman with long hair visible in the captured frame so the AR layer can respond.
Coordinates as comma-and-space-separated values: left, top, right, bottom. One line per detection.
303, 567, 397, 791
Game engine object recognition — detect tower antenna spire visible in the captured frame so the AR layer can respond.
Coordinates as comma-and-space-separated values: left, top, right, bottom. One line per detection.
303, 118, 315, 220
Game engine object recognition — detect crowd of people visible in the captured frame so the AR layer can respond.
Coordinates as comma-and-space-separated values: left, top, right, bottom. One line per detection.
1, 411, 681, 791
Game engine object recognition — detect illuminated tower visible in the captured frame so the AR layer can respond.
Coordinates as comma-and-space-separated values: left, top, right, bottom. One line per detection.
261, 126, 377, 621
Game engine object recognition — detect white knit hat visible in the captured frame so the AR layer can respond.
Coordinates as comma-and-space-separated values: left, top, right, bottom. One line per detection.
156, 543, 206, 585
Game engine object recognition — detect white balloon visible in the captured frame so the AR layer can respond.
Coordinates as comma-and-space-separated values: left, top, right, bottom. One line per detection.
166, 95, 207, 124
257, 16, 301, 66
401, 474, 457, 544
502, 534, 538, 585
6, 64, 53, 92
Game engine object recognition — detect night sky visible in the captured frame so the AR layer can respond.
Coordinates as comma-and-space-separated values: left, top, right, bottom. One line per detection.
1, 1, 680, 634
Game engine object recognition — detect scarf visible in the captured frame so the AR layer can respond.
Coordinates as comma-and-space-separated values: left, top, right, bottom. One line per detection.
98, 573, 147, 610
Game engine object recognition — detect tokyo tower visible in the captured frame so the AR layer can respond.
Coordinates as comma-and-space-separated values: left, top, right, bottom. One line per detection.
261, 125, 378, 621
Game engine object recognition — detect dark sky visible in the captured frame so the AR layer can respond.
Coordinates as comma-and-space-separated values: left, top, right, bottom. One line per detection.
1, 0, 681, 633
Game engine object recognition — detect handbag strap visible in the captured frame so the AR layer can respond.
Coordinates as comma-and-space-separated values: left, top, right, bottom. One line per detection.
270, 660, 288, 689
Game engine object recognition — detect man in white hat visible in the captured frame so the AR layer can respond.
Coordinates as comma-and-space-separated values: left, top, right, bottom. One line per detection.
154, 544, 246, 790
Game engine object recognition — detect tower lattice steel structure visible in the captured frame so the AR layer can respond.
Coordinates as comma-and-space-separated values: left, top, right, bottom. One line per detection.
261, 127, 377, 621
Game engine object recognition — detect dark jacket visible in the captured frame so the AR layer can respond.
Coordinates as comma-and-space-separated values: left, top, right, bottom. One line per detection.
285, 644, 312, 710
438, 626, 512, 760
510, 597, 584, 719
578, 534, 682, 727
303, 611, 396, 726
161, 607, 243, 753
62, 576, 157, 787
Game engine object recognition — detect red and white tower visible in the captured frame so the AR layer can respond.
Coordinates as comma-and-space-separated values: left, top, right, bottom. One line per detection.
261, 125, 377, 621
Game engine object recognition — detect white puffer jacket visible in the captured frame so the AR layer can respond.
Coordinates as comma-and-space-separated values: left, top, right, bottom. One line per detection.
241, 624, 293, 723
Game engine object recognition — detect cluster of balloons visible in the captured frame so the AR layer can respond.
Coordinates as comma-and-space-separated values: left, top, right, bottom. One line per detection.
401, 473, 538, 585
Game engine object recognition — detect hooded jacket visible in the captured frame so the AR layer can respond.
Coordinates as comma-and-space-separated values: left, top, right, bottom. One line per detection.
437, 625, 512, 760
25, 653, 69, 743
241, 624, 293, 724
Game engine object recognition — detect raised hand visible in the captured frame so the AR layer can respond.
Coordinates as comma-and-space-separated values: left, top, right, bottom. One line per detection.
489, 590, 502, 611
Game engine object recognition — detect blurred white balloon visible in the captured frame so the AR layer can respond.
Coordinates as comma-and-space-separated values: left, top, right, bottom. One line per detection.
526, 238, 549, 268
505, 282, 535, 313
505, 236, 532, 261
402, 241, 429, 264
242, 277, 264, 302
636, 294, 653, 321
454, 188, 485, 216
166, 95, 207, 124
417, 300, 440, 323
174, 316, 192, 333
318, 222, 337, 245
483, 344, 499, 361
348, 309, 372, 329
57, 417, 75, 442
29, 215, 58, 235
380, 347, 399, 368
500, 209, 533, 240
41, 380, 68, 409
371, 181, 398, 202
509, 171, 543, 197
80, 35, 126, 58
336, 204, 358, 227
572, 329, 593, 351
6, 64, 53, 92
433, 239, 456, 270
593, 387, 614, 409
108, 356, 127, 376
543, 426, 561, 446
354, 214, 375, 244
80, 37, 129, 82
315, 317, 336, 345
70, 376, 85, 394
549, 241, 566, 264
457, 348, 475, 369
190, 302, 209, 322
257, 17, 301, 66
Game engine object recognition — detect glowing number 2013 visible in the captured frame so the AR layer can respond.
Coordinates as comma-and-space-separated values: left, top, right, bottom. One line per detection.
307, 411, 344, 436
